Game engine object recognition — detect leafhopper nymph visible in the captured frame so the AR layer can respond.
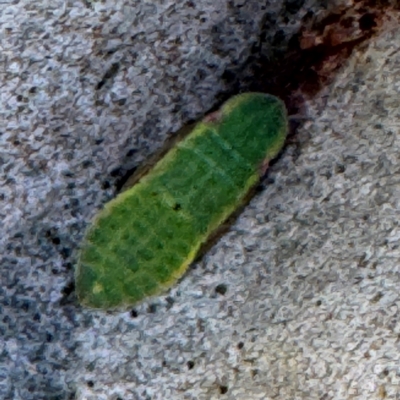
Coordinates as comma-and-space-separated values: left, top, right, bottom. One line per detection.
75, 93, 288, 309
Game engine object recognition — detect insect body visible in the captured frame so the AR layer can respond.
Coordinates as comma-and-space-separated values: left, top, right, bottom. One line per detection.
75, 93, 288, 309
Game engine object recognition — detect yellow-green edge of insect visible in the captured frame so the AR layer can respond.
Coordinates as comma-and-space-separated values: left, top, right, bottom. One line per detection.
75, 92, 288, 309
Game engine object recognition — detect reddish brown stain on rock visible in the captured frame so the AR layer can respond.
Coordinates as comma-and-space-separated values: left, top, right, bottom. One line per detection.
245, 1, 400, 115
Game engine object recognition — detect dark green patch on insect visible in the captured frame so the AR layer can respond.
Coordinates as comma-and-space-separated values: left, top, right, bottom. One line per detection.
75, 92, 288, 309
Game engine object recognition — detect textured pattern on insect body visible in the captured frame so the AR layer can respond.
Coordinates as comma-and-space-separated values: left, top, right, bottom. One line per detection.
76, 93, 288, 309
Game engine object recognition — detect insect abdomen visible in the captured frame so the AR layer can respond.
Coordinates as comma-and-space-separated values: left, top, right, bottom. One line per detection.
76, 93, 287, 309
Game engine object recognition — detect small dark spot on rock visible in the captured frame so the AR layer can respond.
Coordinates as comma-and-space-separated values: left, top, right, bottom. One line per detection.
62, 170, 74, 178
165, 296, 174, 309
371, 292, 383, 303
82, 160, 92, 168
316, 300, 322, 306
237, 341, 244, 350
215, 284, 227, 295
340, 16, 354, 28
62, 282, 75, 296
219, 385, 228, 394
33, 313, 41, 322
264, 177, 275, 185
110, 167, 123, 178
359, 13, 376, 31
96, 62, 120, 90
272, 29, 285, 45
284, 0, 305, 14
197, 318, 205, 332
60, 247, 71, 259
13, 140, 20, 145
51, 237, 61, 245
16, 94, 23, 102
102, 180, 111, 190
117, 98, 127, 106
187, 360, 195, 370
87, 380, 94, 387
46, 332, 53, 342
126, 149, 137, 157
67, 182, 76, 190
69, 198, 79, 208
126, 148, 136, 157
130, 309, 138, 318
335, 164, 345, 174
321, 170, 332, 179
64, 262, 73, 271
29, 86, 37, 94
221, 69, 236, 83
21, 301, 30, 312
95, 138, 104, 145
147, 304, 157, 313
358, 254, 368, 268
68, 391, 77, 400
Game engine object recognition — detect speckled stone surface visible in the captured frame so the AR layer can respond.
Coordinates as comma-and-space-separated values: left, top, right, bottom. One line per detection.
2, 1, 400, 400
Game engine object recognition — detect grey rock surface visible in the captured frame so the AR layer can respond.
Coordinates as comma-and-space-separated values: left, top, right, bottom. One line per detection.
2, 1, 399, 400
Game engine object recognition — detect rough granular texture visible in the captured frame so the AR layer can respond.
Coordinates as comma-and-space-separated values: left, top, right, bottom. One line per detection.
3, 1, 399, 400
75, 26, 400, 399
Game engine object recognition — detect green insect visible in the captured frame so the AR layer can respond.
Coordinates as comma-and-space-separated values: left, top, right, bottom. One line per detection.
75, 92, 288, 309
